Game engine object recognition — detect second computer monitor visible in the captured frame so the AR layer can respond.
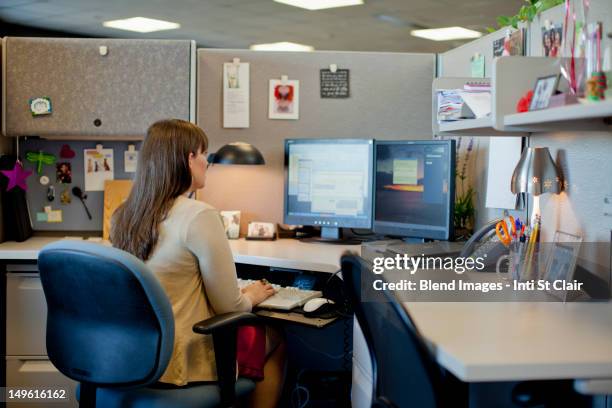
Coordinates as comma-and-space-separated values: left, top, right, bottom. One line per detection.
374, 140, 455, 241
284, 138, 373, 240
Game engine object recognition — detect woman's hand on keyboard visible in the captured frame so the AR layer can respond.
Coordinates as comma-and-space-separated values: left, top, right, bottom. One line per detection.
242, 280, 276, 306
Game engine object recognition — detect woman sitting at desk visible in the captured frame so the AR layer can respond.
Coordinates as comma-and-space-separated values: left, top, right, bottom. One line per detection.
110, 119, 285, 408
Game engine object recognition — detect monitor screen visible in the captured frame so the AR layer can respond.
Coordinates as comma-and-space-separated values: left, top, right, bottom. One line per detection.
374, 140, 455, 240
284, 139, 373, 229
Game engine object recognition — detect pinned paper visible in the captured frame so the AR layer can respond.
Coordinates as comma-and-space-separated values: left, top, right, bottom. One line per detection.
269, 78, 300, 120
124, 145, 138, 173
47, 209, 62, 223
320, 68, 350, 98
37, 207, 62, 223
470, 53, 485, 78
223, 60, 250, 128
84, 147, 114, 191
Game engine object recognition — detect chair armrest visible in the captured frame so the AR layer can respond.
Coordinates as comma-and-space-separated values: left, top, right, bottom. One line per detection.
192, 311, 260, 407
192, 311, 259, 335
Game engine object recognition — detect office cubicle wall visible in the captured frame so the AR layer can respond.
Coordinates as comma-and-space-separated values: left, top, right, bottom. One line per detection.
437, 27, 528, 231
528, 1, 612, 290
438, 0, 612, 292
528, 1, 612, 244
197, 49, 435, 231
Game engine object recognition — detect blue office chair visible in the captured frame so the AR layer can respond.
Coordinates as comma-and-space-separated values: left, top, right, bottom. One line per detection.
340, 254, 448, 408
38, 241, 258, 408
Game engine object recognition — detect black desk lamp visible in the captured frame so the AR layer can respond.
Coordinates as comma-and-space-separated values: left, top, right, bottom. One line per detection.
208, 142, 265, 165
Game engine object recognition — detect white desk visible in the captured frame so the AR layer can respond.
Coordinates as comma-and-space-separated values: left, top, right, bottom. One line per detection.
405, 301, 612, 383
0, 236, 357, 273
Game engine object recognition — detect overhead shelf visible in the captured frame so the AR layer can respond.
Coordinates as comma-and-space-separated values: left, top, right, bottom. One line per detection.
432, 76, 527, 137
438, 117, 526, 136
433, 57, 610, 136
503, 100, 612, 132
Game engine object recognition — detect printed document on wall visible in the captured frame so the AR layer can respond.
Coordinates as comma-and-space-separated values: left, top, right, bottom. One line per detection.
223, 62, 250, 128
485, 137, 522, 209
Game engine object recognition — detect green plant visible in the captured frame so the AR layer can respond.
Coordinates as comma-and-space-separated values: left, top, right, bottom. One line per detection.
454, 138, 475, 232
489, 0, 564, 32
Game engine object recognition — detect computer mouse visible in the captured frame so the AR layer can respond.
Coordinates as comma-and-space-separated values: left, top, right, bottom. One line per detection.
303, 297, 335, 313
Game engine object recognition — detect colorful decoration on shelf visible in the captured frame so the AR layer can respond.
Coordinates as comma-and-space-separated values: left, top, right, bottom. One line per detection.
586, 72, 607, 101
1, 160, 32, 191
25, 151, 56, 174
59, 144, 76, 159
516, 90, 534, 112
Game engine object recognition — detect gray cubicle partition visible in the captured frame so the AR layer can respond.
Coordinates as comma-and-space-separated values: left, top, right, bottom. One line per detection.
197, 49, 435, 229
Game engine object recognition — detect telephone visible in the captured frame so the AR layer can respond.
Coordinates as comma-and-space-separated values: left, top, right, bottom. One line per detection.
459, 217, 509, 271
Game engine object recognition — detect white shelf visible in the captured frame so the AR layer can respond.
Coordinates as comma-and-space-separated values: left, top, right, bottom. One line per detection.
439, 117, 492, 131
504, 100, 612, 131
433, 76, 526, 137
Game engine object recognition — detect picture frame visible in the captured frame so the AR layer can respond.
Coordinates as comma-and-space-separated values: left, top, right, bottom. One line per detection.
246, 221, 277, 240
220, 210, 241, 239
542, 231, 583, 301
529, 74, 559, 111
268, 79, 299, 120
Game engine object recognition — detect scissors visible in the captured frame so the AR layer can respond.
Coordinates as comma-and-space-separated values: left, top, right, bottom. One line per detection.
495, 215, 516, 247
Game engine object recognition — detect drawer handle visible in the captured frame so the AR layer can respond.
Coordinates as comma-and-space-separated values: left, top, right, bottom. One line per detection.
18, 279, 43, 290
19, 360, 59, 374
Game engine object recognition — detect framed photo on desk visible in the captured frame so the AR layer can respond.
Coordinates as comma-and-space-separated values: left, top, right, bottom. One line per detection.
543, 231, 582, 301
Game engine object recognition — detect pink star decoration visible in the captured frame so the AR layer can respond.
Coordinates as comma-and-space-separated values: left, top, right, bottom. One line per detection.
1, 161, 32, 191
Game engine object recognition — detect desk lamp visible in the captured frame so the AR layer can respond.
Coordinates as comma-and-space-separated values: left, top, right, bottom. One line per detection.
511, 146, 563, 225
207, 142, 265, 165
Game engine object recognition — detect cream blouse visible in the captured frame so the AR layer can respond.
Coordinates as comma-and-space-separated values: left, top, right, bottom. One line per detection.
145, 195, 252, 386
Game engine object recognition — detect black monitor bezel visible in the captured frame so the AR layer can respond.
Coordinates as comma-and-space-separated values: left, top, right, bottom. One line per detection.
373, 139, 456, 240
283, 138, 374, 230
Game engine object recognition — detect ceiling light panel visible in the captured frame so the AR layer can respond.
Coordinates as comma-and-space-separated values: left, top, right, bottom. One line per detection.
103, 17, 180, 33
273, 0, 363, 11
410, 26, 482, 41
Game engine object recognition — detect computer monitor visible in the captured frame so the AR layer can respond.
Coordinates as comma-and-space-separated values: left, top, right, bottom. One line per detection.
373, 140, 455, 241
284, 138, 374, 243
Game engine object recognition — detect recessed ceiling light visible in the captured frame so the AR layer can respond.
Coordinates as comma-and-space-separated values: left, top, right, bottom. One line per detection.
273, 0, 363, 11
103, 17, 180, 33
411, 26, 482, 41
250, 42, 314, 52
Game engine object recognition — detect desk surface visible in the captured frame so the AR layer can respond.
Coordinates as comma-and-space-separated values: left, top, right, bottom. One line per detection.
0, 236, 357, 273
406, 301, 612, 382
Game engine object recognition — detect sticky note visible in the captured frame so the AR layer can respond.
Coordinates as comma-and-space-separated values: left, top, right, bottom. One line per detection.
36, 212, 48, 222
47, 210, 63, 223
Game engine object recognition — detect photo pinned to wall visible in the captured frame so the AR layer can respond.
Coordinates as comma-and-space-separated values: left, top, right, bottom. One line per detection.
124, 145, 138, 173
84, 146, 114, 191
269, 77, 299, 120
493, 29, 525, 57
220, 210, 241, 239
56, 162, 72, 184
542, 22, 562, 57
223, 59, 250, 128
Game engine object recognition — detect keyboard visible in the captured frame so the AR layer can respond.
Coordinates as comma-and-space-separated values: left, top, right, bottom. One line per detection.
237, 279, 323, 310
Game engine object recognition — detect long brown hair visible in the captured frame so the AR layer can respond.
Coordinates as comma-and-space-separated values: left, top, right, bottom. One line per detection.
111, 119, 208, 260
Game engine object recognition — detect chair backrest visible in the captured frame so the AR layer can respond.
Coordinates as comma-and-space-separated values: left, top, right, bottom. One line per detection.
38, 241, 174, 387
341, 254, 444, 408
